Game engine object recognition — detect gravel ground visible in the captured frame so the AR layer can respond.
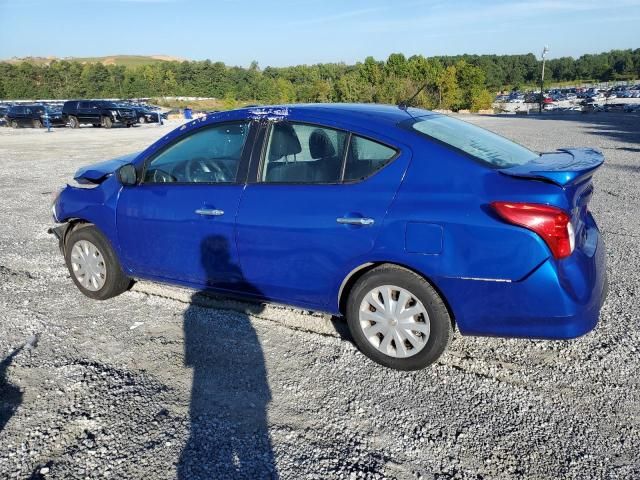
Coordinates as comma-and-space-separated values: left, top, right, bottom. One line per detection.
0, 114, 638, 480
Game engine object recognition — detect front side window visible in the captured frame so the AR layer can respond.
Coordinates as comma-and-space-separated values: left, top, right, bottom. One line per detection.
405, 115, 538, 168
261, 122, 348, 183
144, 122, 249, 184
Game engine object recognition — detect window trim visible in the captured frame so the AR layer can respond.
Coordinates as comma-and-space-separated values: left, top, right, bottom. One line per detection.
139, 120, 256, 187
252, 120, 400, 186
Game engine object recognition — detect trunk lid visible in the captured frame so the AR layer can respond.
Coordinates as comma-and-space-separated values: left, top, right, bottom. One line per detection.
499, 147, 604, 256
498, 148, 604, 187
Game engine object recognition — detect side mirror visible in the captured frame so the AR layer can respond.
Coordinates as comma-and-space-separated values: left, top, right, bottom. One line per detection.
117, 164, 138, 186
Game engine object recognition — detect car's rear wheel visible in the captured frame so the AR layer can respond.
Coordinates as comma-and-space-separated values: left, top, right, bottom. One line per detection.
138, 116, 145, 124
69, 116, 79, 129
10, 120, 19, 128
102, 116, 113, 129
64, 225, 132, 300
346, 265, 452, 370
33, 119, 43, 128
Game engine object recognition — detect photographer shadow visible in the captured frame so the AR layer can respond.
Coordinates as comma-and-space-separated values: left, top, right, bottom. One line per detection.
0, 346, 23, 434
177, 235, 277, 479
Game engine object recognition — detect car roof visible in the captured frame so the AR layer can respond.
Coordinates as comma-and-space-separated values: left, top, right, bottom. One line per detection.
234, 103, 436, 128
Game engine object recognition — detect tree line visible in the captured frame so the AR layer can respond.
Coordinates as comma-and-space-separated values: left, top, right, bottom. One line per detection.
0, 49, 638, 111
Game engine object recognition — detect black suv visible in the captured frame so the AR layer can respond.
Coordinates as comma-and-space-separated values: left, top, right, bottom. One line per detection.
6, 104, 66, 128
62, 100, 137, 128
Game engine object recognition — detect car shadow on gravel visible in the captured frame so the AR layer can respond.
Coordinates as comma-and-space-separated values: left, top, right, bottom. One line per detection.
0, 346, 23, 434
177, 235, 277, 479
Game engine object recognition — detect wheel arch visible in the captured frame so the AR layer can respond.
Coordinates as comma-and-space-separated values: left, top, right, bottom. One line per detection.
57, 218, 93, 251
337, 261, 456, 329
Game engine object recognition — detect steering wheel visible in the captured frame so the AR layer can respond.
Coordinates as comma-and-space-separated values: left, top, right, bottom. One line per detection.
149, 168, 176, 183
185, 157, 227, 182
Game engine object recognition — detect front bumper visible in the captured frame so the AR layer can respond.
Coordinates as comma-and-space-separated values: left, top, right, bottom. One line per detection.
48, 223, 71, 254
115, 117, 136, 125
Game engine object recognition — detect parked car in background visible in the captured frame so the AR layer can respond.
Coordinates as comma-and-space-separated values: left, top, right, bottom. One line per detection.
49, 104, 608, 370
62, 100, 137, 128
6, 104, 66, 128
507, 94, 525, 103
0, 105, 9, 126
126, 105, 165, 124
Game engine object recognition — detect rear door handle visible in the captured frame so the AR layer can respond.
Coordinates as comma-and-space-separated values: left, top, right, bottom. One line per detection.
337, 217, 375, 226
195, 208, 224, 216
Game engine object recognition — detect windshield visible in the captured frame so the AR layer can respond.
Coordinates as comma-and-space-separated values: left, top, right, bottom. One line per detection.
406, 115, 538, 168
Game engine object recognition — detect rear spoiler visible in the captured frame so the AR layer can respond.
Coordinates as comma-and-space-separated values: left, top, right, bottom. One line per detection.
499, 148, 604, 187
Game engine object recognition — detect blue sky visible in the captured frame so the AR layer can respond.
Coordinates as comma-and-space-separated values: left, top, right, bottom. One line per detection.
0, 0, 639, 67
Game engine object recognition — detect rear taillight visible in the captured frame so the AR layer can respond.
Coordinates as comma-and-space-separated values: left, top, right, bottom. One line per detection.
491, 202, 575, 259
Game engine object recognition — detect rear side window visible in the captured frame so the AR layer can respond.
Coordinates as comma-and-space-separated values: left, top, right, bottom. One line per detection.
261, 123, 348, 183
344, 135, 397, 181
405, 115, 537, 168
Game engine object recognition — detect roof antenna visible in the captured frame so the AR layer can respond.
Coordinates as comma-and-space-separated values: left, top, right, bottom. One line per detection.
398, 81, 429, 110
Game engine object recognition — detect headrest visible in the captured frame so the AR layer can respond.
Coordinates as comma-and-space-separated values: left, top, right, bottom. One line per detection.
269, 123, 302, 160
309, 129, 336, 159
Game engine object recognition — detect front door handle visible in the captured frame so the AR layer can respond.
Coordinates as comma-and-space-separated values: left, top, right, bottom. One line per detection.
337, 217, 375, 226
195, 208, 224, 216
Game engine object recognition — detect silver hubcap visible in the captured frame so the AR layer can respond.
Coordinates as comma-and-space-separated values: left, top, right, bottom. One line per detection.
359, 285, 430, 358
70, 240, 107, 291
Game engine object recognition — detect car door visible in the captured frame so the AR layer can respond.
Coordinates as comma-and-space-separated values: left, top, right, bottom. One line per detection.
235, 120, 411, 310
16, 106, 28, 126
77, 102, 93, 123
117, 120, 256, 291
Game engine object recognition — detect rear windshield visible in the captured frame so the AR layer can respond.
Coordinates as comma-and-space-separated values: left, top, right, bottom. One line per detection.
405, 115, 538, 168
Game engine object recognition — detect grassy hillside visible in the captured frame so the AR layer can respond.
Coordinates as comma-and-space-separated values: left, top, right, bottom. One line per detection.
3, 55, 185, 67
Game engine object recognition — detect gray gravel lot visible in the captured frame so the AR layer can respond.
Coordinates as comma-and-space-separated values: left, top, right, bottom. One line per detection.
0, 114, 639, 480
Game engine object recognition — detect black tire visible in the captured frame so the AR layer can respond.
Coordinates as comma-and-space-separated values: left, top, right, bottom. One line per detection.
10, 120, 19, 128
69, 116, 79, 129
346, 265, 453, 371
33, 119, 43, 128
102, 116, 113, 129
64, 224, 132, 300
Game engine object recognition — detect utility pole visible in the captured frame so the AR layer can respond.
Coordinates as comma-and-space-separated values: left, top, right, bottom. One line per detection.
539, 45, 549, 114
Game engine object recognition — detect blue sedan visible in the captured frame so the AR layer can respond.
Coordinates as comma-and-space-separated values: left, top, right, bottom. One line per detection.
49, 104, 607, 370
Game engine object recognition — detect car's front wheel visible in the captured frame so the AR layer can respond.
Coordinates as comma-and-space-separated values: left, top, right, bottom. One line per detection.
346, 265, 453, 370
138, 116, 145, 124
69, 116, 79, 128
64, 224, 132, 300
10, 120, 19, 128
102, 116, 113, 129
